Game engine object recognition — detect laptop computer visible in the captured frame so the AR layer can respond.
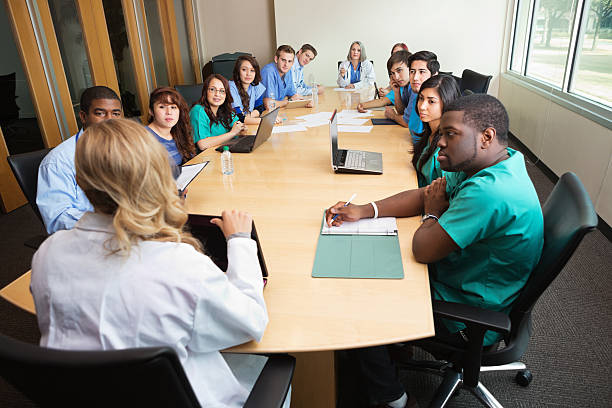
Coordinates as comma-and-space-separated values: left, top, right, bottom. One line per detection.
187, 214, 268, 285
329, 110, 383, 174
215, 107, 280, 153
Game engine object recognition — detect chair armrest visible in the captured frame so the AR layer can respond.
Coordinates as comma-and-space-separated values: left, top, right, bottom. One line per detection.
243, 354, 295, 408
433, 300, 511, 334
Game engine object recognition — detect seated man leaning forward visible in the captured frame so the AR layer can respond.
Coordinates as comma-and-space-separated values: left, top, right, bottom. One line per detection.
37, 86, 122, 234
357, 50, 411, 114
261, 44, 311, 110
325, 94, 544, 408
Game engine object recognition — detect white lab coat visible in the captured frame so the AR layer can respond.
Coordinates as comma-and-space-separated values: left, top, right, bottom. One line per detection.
31, 212, 269, 408
337, 60, 376, 89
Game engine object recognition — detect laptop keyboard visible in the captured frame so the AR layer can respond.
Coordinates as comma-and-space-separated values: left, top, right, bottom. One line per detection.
344, 151, 367, 169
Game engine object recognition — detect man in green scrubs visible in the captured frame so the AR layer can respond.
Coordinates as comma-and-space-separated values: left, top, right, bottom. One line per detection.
326, 94, 544, 408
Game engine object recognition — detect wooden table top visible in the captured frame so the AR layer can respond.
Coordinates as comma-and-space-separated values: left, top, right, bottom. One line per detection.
0, 87, 434, 353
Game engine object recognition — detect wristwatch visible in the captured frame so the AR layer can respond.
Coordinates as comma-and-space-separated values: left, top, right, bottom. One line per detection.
421, 213, 439, 223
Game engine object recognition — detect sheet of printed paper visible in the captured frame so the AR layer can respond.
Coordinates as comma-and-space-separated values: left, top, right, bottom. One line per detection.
338, 125, 373, 133
272, 125, 308, 133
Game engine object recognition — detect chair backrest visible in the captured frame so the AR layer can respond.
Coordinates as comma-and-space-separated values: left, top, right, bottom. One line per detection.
175, 84, 205, 107
460, 69, 492, 94
0, 72, 20, 123
484, 172, 598, 365
7, 148, 52, 223
0, 333, 201, 408
211, 52, 251, 80
512, 172, 598, 318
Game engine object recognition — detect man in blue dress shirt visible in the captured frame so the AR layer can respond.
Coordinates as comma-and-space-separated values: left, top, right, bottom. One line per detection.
261, 45, 310, 109
37, 86, 122, 234
291, 44, 324, 97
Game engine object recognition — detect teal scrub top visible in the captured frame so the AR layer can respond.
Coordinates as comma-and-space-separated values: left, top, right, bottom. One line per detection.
189, 104, 238, 144
417, 143, 444, 188
433, 148, 544, 345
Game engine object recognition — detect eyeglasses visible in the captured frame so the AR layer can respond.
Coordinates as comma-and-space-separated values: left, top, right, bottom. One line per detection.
208, 87, 226, 95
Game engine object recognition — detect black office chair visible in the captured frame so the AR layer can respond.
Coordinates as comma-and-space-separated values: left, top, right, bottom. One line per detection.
7, 148, 52, 249
398, 172, 598, 408
210, 52, 252, 80
175, 84, 205, 107
460, 69, 492, 95
0, 332, 295, 408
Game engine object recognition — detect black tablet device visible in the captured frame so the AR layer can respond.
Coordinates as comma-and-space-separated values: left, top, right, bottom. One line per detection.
187, 214, 269, 283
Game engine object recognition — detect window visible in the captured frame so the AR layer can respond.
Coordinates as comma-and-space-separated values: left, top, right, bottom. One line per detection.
510, 0, 612, 109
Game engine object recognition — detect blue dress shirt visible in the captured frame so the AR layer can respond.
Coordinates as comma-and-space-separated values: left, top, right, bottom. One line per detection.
36, 130, 94, 234
260, 62, 296, 101
290, 60, 312, 96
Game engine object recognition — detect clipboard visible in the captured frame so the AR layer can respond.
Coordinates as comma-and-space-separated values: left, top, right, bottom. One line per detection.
312, 214, 404, 279
176, 161, 209, 193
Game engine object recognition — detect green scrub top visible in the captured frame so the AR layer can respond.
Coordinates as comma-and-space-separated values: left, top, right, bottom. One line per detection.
417, 143, 444, 188
433, 148, 544, 345
190, 104, 238, 145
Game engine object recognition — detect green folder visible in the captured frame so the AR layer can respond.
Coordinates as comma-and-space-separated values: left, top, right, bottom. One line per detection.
312, 216, 404, 279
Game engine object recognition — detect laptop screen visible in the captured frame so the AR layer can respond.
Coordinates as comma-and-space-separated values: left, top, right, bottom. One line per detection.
252, 107, 279, 150
329, 110, 339, 168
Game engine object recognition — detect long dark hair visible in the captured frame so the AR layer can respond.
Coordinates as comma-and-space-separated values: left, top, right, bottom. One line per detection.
196, 74, 235, 131
411, 75, 461, 174
147, 87, 196, 163
232, 55, 262, 115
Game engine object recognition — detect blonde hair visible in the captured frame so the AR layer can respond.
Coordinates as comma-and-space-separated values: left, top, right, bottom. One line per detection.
75, 118, 202, 255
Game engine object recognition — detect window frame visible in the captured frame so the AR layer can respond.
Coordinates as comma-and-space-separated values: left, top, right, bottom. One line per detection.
507, 0, 612, 130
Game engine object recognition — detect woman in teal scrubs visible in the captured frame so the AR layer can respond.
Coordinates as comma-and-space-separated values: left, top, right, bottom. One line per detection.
411, 75, 461, 187
190, 74, 246, 151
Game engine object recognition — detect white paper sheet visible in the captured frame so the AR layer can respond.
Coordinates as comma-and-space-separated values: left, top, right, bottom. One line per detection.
272, 125, 308, 133
333, 87, 355, 92
322, 217, 398, 235
338, 125, 373, 133
337, 117, 370, 126
176, 161, 209, 192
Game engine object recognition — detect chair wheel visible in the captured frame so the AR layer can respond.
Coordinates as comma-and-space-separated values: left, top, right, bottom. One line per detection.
515, 370, 532, 386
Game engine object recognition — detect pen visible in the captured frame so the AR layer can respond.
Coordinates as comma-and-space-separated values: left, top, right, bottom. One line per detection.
330, 193, 357, 224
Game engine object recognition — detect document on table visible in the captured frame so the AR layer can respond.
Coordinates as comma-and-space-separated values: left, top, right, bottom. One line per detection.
176, 161, 209, 192
272, 125, 308, 133
337, 109, 373, 118
296, 112, 333, 121
321, 217, 398, 236
337, 117, 370, 126
333, 88, 355, 92
338, 125, 373, 133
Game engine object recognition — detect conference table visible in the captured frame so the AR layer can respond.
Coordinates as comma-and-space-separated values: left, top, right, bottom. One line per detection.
0, 87, 434, 408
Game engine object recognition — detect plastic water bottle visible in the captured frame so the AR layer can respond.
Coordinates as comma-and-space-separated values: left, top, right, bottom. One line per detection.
268, 90, 276, 111
311, 82, 318, 108
221, 146, 234, 175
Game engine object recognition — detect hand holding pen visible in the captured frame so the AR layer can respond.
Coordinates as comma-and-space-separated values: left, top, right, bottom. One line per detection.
326, 193, 359, 227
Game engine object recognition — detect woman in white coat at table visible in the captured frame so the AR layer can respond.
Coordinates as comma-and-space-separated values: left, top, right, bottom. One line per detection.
337, 41, 376, 89
30, 118, 278, 408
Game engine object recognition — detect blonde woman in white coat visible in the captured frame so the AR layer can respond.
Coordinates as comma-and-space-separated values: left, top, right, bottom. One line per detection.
337, 41, 376, 89
30, 119, 284, 408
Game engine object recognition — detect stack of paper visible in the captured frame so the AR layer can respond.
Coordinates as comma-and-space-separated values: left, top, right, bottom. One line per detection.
337, 109, 374, 118
295, 111, 333, 128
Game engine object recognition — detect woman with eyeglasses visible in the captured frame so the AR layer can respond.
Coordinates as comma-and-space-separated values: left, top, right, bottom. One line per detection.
189, 74, 246, 151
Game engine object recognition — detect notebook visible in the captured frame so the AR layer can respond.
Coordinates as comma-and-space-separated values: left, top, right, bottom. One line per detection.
286, 99, 310, 109
215, 107, 279, 153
